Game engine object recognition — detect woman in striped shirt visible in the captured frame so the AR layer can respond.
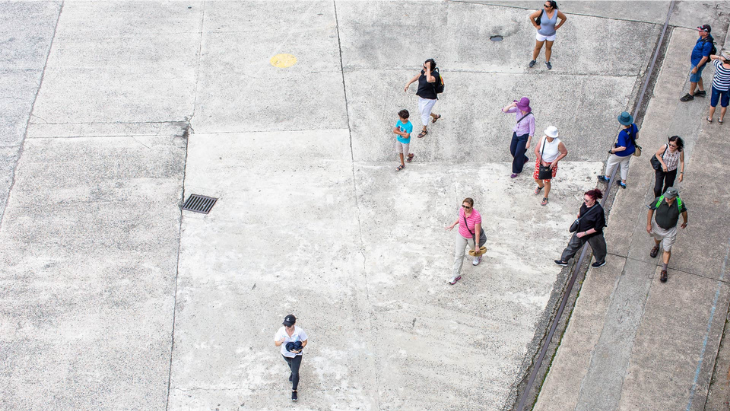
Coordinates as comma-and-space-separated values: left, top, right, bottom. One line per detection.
708, 51, 730, 123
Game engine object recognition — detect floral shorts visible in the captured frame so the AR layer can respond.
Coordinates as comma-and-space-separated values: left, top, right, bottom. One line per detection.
533, 158, 558, 181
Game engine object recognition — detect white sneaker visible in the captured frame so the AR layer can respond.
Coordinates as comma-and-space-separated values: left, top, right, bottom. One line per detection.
473, 256, 481, 266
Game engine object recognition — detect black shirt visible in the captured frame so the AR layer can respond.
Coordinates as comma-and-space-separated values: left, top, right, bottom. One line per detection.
577, 203, 606, 239
416, 69, 439, 100
649, 197, 687, 229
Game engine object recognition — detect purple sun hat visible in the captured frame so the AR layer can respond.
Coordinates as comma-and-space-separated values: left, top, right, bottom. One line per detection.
514, 97, 531, 113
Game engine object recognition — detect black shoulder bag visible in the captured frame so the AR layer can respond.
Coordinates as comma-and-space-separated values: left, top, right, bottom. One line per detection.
650, 144, 667, 171
570, 203, 600, 233
463, 215, 487, 247
537, 137, 553, 180
534, 9, 544, 26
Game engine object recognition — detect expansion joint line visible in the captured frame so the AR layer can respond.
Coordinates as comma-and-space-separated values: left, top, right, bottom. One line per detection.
332, 1, 380, 409
0, 1, 64, 231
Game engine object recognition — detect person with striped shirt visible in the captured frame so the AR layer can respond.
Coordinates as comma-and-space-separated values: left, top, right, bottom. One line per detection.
707, 51, 730, 123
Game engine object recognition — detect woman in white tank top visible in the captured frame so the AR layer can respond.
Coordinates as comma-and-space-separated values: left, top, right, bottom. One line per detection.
533, 126, 568, 206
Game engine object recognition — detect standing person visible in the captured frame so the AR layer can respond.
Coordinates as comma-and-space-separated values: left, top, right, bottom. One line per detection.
652, 136, 685, 198
502, 97, 536, 178
528, 1, 567, 70
707, 51, 730, 123
554, 189, 607, 268
444, 198, 484, 285
597, 111, 639, 189
404, 59, 442, 138
533, 126, 568, 206
274, 314, 308, 402
646, 187, 688, 283
393, 109, 414, 171
680, 24, 714, 102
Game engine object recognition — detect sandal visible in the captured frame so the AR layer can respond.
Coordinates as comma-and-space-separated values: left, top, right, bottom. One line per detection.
407, 153, 415, 163
541, 197, 549, 206
707, 116, 713, 123
396, 164, 405, 171
534, 186, 543, 195
432, 114, 441, 124
720, 118, 724, 124
417, 130, 428, 138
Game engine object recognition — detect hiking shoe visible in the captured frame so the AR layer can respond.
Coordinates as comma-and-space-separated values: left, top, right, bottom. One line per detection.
695, 90, 706, 97
680, 93, 694, 102
618, 181, 627, 189
473, 256, 481, 266
660, 270, 668, 283
292, 391, 298, 402
597, 175, 610, 182
554, 260, 568, 267
528, 60, 536, 68
592, 261, 606, 268
650, 244, 660, 258
449, 276, 462, 285
546, 61, 552, 70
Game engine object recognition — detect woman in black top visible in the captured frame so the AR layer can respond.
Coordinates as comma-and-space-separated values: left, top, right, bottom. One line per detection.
404, 58, 442, 138
554, 189, 607, 268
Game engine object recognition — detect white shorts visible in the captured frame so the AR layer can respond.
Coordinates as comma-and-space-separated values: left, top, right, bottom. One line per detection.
651, 221, 677, 252
418, 97, 437, 126
395, 140, 410, 156
536, 32, 556, 42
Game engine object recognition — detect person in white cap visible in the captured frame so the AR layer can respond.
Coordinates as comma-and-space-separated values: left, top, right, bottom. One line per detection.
274, 314, 308, 402
533, 126, 568, 206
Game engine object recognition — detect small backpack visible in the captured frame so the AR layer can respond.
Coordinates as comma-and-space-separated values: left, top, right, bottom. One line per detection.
433, 68, 445, 94
702, 37, 717, 57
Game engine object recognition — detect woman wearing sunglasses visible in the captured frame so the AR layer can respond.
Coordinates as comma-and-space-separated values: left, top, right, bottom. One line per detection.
404, 59, 442, 138
528, 1, 567, 70
653, 136, 685, 198
445, 198, 485, 285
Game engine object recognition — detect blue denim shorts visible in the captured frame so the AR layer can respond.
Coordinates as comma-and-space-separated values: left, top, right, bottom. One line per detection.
689, 64, 706, 83
711, 86, 730, 107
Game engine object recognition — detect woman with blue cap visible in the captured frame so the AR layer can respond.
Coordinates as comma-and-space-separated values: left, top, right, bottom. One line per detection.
274, 314, 308, 402
598, 111, 639, 189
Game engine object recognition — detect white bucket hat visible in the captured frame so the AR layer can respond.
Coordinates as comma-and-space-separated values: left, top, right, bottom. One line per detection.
544, 126, 559, 138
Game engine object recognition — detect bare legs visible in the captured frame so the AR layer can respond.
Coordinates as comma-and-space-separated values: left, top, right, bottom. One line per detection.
532, 40, 545, 61
709, 105, 727, 122
532, 40, 554, 62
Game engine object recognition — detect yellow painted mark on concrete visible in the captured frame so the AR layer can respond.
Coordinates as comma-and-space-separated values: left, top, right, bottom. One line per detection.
270, 54, 297, 68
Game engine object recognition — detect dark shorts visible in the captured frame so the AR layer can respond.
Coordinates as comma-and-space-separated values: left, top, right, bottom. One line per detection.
711, 86, 730, 107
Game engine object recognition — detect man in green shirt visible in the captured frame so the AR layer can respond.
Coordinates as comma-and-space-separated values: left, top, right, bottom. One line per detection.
646, 187, 688, 283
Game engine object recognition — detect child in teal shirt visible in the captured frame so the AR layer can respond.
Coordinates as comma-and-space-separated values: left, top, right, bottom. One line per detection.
393, 109, 414, 171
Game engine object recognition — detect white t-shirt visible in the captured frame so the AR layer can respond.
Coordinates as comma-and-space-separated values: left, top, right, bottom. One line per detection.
274, 326, 308, 358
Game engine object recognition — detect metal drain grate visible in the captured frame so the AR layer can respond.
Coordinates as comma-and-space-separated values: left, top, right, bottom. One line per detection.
490, 35, 503, 41
182, 194, 218, 214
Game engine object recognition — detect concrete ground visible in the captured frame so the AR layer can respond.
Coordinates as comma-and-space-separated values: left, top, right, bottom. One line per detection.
0, 1, 728, 410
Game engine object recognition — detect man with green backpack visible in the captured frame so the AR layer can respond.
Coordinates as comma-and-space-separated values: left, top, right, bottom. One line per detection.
646, 187, 688, 283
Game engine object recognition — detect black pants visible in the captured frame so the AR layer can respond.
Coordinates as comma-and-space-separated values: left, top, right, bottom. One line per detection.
510, 132, 530, 173
283, 355, 302, 390
560, 233, 607, 264
654, 168, 677, 198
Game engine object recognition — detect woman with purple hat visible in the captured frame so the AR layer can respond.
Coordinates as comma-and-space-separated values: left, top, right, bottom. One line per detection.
502, 97, 536, 178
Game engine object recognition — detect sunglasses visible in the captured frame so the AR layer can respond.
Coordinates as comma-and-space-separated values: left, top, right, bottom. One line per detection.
544, 4, 552, 8
669, 143, 677, 148
462, 205, 472, 210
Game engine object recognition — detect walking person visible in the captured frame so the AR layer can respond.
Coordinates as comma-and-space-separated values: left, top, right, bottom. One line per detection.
707, 51, 730, 123
533, 126, 568, 206
274, 314, 308, 402
680, 24, 714, 102
404, 59, 442, 138
528, 1, 567, 70
597, 111, 639, 189
554, 189, 607, 268
652, 136, 684, 198
647, 187, 688, 283
393, 109, 414, 171
502, 97, 536, 178
445, 198, 485, 285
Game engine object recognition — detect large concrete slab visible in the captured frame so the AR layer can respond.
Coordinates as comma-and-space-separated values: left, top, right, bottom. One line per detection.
0, 133, 185, 410
31, 1, 202, 124
168, 129, 603, 409
191, 1, 348, 133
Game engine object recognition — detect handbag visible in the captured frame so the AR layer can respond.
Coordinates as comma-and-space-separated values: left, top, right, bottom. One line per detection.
537, 137, 553, 180
569, 203, 599, 233
534, 9, 544, 26
463, 215, 487, 247
650, 144, 667, 171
